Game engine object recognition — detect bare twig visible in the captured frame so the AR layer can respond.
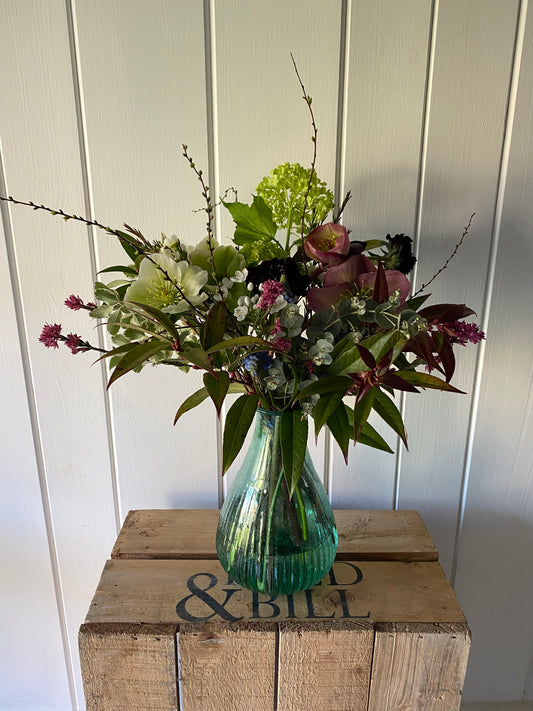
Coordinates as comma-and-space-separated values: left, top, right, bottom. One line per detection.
412, 213, 476, 297
0, 194, 205, 317
290, 53, 317, 269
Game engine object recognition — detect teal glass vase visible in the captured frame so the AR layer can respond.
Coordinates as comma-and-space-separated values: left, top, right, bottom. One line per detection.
216, 408, 338, 595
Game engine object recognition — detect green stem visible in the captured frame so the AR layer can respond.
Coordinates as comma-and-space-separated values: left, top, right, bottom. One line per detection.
294, 483, 308, 542
261, 416, 285, 588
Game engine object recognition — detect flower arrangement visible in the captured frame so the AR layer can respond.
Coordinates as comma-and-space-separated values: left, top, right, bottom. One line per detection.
1, 70, 484, 501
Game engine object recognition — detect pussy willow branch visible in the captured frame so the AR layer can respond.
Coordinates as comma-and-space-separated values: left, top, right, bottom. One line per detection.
412, 213, 476, 297
291, 53, 317, 274
0, 194, 205, 318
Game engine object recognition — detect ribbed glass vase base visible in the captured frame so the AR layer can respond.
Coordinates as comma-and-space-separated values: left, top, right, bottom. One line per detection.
216, 408, 338, 596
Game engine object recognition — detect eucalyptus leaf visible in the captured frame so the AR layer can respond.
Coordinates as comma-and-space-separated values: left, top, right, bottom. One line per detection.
296, 375, 352, 401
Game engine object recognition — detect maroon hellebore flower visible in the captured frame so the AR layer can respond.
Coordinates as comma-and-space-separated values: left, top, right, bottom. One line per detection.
304, 223, 350, 265
307, 254, 410, 312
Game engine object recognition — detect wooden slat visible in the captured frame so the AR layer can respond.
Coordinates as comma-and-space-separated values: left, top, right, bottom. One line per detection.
368, 622, 471, 710
86, 559, 464, 625
277, 620, 374, 711
79, 623, 178, 711
111, 509, 438, 561
178, 623, 276, 711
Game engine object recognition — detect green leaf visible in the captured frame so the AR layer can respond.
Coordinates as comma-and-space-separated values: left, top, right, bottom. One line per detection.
313, 391, 344, 439
201, 301, 228, 351
207, 335, 277, 354
281, 410, 308, 497
404, 293, 431, 311
394, 370, 465, 393
94, 282, 119, 304
107, 340, 168, 388
203, 371, 230, 418
123, 301, 180, 341
174, 383, 246, 424
326, 405, 351, 463
222, 394, 259, 474
222, 195, 278, 244
372, 389, 408, 448
353, 389, 376, 441
358, 422, 394, 453
330, 331, 405, 376
98, 265, 138, 277
89, 303, 115, 319
295, 375, 352, 401
181, 346, 214, 374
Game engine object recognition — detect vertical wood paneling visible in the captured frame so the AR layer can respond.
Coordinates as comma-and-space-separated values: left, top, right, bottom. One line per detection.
0, 180, 70, 708
73, 0, 218, 511
454, 0, 533, 701
332, 0, 433, 508
0, 2, 119, 707
398, 0, 519, 577
213, 0, 343, 484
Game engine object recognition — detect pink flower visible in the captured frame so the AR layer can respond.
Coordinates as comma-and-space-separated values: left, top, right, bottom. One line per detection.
272, 336, 291, 352
270, 317, 283, 336
39, 323, 62, 349
443, 321, 485, 346
65, 333, 84, 354
258, 280, 284, 310
304, 223, 350, 265
64, 294, 85, 310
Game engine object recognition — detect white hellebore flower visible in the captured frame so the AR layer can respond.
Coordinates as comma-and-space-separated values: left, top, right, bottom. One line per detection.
125, 253, 208, 314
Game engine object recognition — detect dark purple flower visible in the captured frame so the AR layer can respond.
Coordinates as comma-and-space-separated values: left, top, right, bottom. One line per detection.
384, 234, 417, 275
39, 323, 62, 349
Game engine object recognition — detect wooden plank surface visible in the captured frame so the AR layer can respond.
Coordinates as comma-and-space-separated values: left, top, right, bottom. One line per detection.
111, 509, 438, 561
277, 620, 374, 711
179, 622, 276, 711
368, 622, 471, 710
79, 623, 178, 711
86, 558, 464, 625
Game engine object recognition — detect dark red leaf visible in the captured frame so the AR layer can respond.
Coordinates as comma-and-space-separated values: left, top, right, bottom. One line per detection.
381, 372, 420, 392
372, 257, 389, 303
356, 344, 376, 370
419, 303, 476, 323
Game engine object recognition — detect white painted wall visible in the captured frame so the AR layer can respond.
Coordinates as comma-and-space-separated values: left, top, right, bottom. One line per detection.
0, 1, 531, 707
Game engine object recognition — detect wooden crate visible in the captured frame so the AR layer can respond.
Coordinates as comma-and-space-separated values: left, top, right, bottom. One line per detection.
79, 510, 470, 711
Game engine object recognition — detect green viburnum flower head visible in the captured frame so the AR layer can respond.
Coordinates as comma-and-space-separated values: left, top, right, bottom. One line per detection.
256, 162, 334, 235
124, 253, 208, 314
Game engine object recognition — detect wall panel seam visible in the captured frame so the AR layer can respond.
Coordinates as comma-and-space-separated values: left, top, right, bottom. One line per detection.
0, 140, 78, 711
394, 0, 439, 511
203, 0, 225, 506
450, 0, 528, 587
66, 0, 122, 534
329, 0, 351, 501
